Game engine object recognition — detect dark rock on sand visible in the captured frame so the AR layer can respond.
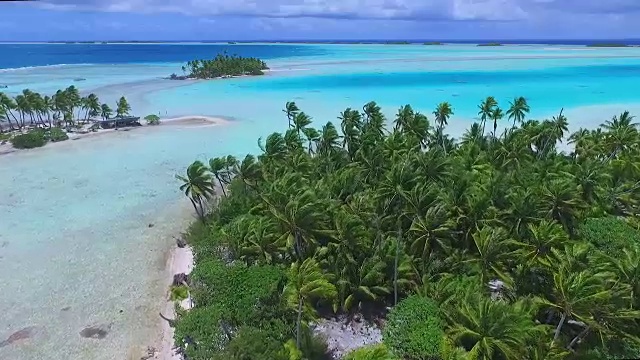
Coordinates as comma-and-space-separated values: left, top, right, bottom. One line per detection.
0, 326, 37, 348
79, 324, 110, 339
175, 236, 187, 248
173, 273, 189, 287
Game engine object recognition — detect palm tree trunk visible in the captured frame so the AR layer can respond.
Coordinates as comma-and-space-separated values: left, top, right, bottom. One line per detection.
4, 117, 14, 131
552, 312, 567, 345
394, 222, 401, 305
215, 175, 227, 197
568, 326, 589, 349
6, 110, 19, 130
296, 296, 303, 349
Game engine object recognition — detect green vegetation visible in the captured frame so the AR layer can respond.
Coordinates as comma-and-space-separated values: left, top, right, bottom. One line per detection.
10, 129, 47, 149
579, 217, 640, 257
586, 43, 630, 47
383, 295, 443, 359
0, 87, 133, 149
180, 52, 269, 79
385, 41, 412, 45
144, 114, 161, 125
47, 127, 69, 142
423, 42, 444, 45
170, 285, 189, 301
477, 42, 503, 46
176, 97, 640, 359
344, 344, 396, 360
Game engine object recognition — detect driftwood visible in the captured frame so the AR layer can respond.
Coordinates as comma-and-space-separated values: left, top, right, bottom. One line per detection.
159, 312, 177, 328
174, 235, 187, 248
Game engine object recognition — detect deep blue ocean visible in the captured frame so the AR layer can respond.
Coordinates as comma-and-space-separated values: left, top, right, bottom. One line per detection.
0, 44, 328, 69
1, 39, 639, 69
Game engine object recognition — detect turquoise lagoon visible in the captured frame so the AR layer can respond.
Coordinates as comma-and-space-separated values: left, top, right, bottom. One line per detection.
3, 44, 640, 359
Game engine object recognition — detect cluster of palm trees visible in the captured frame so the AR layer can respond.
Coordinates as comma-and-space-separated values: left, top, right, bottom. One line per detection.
177, 97, 640, 359
0, 86, 131, 132
181, 52, 269, 79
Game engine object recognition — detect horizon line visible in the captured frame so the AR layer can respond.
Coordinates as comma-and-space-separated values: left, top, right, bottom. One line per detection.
1, 38, 640, 43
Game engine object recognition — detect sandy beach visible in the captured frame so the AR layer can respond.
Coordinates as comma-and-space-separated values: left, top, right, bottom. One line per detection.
0, 115, 230, 156
156, 244, 194, 360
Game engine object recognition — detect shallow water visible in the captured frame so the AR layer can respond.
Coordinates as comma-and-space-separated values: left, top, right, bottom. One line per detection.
3, 44, 640, 359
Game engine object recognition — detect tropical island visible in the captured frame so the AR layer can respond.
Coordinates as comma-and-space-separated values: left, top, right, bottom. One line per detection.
0, 86, 158, 151
424, 42, 445, 45
170, 53, 269, 80
477, 42, 503, 47
171, 97, 640, 360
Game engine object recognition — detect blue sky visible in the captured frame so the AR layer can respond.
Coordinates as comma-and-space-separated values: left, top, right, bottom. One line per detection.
0, 0, 638, 41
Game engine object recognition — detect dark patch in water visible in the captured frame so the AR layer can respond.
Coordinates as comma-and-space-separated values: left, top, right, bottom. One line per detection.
0, 241, 8, 248
80, 324, 110, 339
0, 327, 36, 348
61, 306, 71, 312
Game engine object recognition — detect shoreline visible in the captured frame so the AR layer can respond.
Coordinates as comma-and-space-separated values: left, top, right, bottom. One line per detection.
157, 243, 194, 360
0, 115, 230, 156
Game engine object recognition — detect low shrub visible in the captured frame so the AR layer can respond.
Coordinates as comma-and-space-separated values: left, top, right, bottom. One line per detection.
169, 285, 189, 301
145, 114, 161, 125
383, 295, 444, 360
47, 127, 69, 142
579, 217, 640, 257
344, 344, 396, 360
220, 326, 289, 360
11, 129, 47, 149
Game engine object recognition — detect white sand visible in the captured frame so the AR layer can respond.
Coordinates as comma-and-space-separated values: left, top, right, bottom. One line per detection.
0, 115, 229, 156
313, 316, 383, 359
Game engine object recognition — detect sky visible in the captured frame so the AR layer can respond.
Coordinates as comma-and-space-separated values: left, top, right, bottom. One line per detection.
0, 0, 639, 41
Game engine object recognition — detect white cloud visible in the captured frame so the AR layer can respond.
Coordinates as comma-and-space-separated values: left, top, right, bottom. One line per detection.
36, 0, 528, 21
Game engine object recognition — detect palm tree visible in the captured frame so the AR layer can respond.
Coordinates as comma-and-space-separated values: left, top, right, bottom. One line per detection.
85, 93, 101, 120
448, 293, 543, 360
116, 96, 131, 118
470, 226, 515, 285
176, 160, 215, 222
506, 96, 530, 128
541, 255, 611, 346
283, 101, 300, 129
100, 103, 112, 121
208, 157, 229, 197
478, 96, 497, 136
409, 205, 454, 269
0, 92, 19, 130
283, 258, 336, 349
491, 106, 504, 138
433, 102, 454, 152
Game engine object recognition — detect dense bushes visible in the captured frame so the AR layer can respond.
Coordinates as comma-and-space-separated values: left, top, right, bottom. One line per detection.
579, 217, 640, 257
383, 295, 444, 359
344, 344, 396, 360
8, 127, 69, 149
190, 259, 285, 321
10, 129, 47, 149
176, 99, 640, 360
47, 127, 69, 142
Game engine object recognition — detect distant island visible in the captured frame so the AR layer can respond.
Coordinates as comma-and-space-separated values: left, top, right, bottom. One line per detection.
477, 42, 503, 47
170, 53, 268, 80
423, 42, 444, 45
0, 86, 156, 151
385, 41, 412, 45
586, 43, 630, 47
